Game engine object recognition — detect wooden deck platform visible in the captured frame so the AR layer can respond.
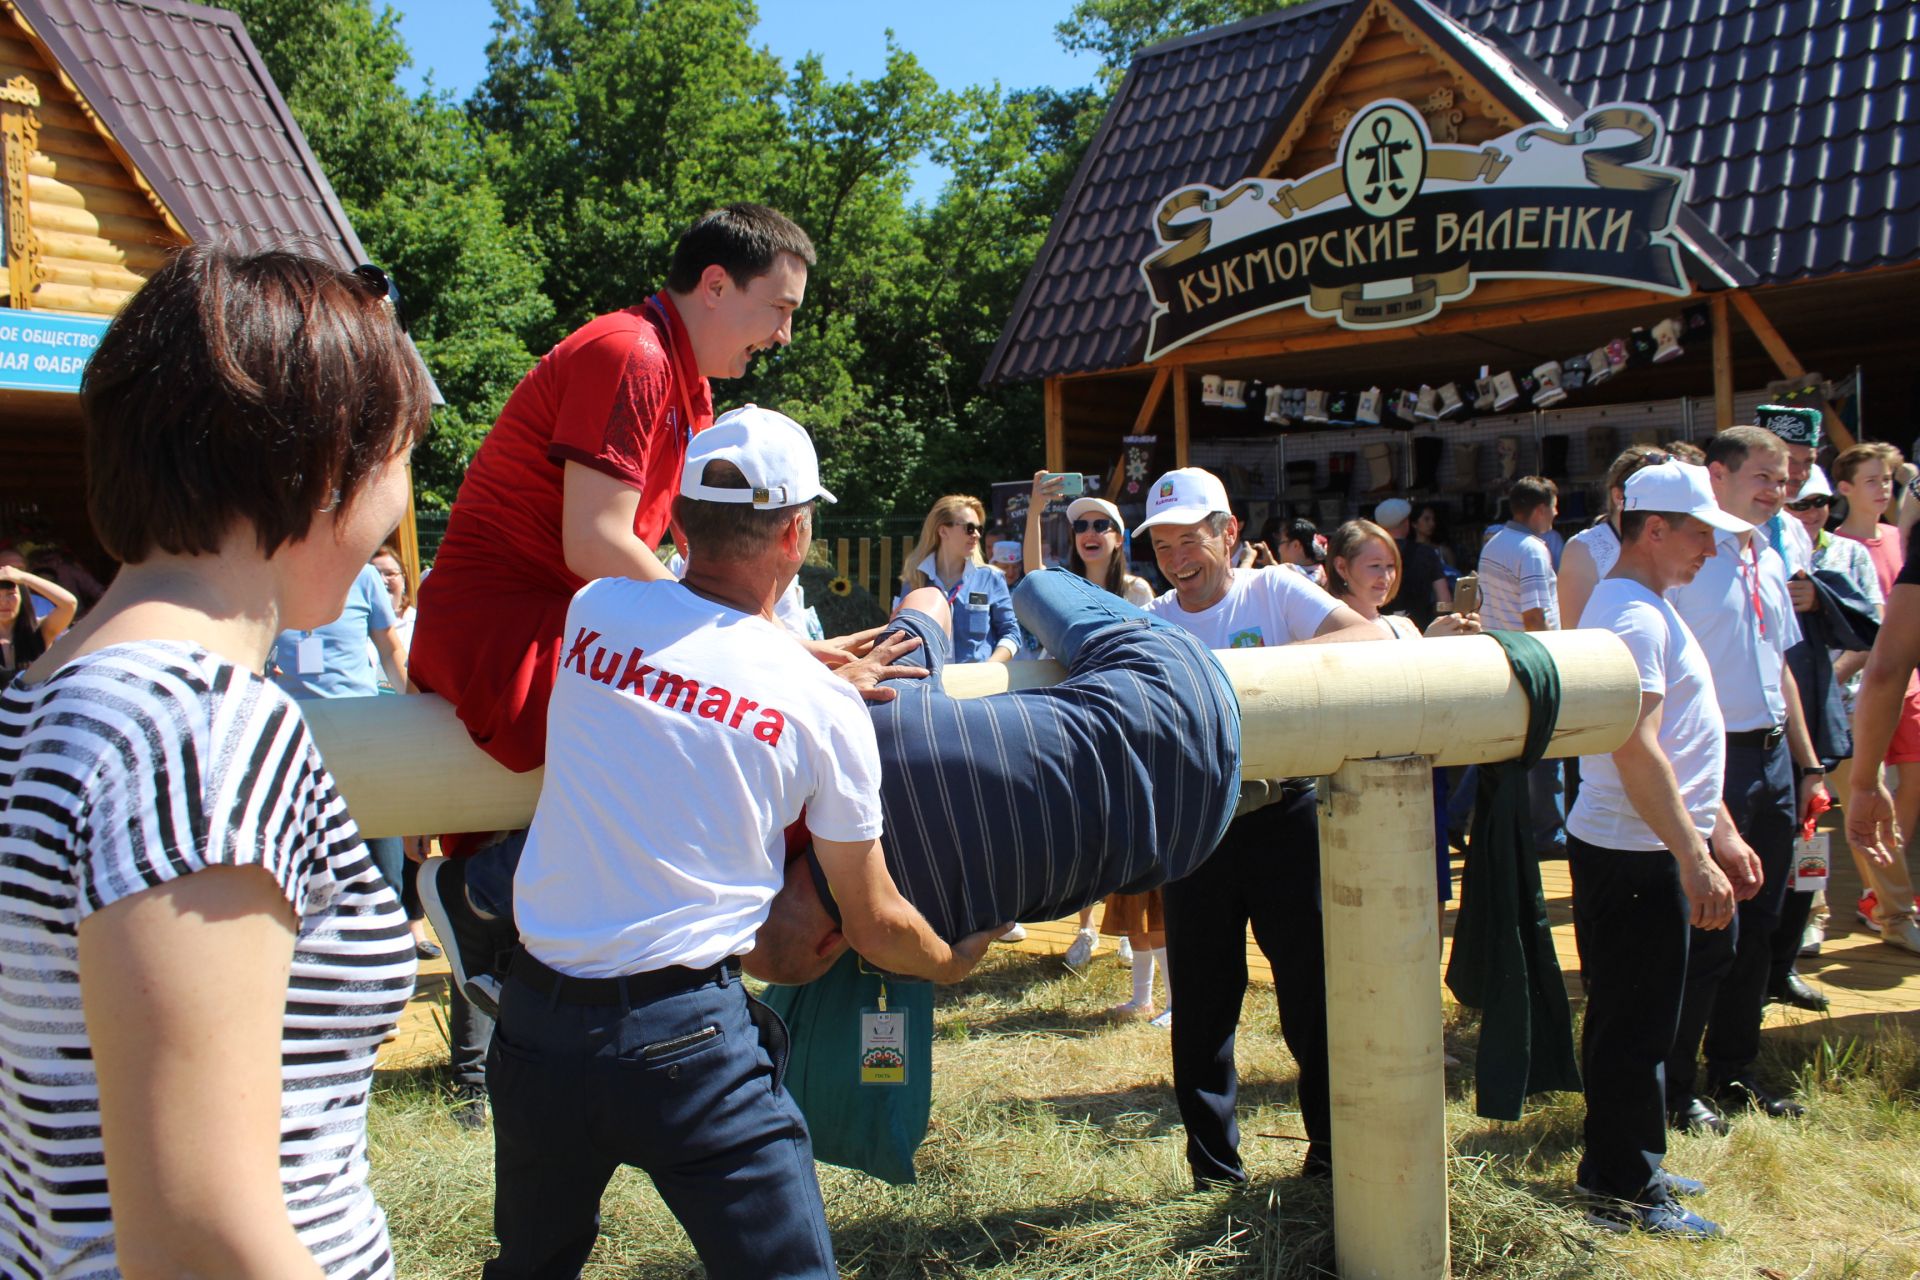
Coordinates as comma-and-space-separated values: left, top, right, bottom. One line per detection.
379, 811, 1920, 1072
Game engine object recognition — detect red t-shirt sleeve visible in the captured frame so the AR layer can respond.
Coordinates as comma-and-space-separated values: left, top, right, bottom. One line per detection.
547, 325, 671, 490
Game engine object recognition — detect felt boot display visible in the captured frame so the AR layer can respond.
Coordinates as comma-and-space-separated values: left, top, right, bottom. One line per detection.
1328, 450, 1356, 494
1585, 344, 1617, 385
1264, 384, 1289, 425
1200, 374, 1224, 407
1586, 425, 1619, 475
1304, 389, 1330, 424
1652, 317, 1684, 362
1364, 442, 1395, 494
1356, 386, 1383, 426
1497, 435, 1521, 483
1221, 378, 1248, 409
1436, 382, 1466, 418
1491, 370, 1521, 410
1532, 361, 1567, 407
1450, 442, 1479, 491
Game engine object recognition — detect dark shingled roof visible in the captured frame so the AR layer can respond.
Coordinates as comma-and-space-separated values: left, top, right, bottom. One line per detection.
14, 0, 369, 266
985, 0, 1919, 385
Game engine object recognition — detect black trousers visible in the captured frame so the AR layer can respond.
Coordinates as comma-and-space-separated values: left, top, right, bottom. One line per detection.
1666, 738, 1795, 1106
1569, 836, 1688, 1204
1163, 786, 1330, 1184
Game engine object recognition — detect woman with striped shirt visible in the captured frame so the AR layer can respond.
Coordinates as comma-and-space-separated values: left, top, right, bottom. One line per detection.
0, 246, 430, 1279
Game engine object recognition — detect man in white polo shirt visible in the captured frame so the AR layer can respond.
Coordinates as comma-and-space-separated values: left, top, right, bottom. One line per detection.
1568, 458, 1759, 1238
484, 406, 999, 1280
1479, 475, 1567, 860
1136, 467, 1380, 1188
1663, 427, 1829, 1132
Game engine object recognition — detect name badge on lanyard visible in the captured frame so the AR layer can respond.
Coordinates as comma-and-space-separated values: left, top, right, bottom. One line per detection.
968, 592, 988, 607
859, 982, 907, 1086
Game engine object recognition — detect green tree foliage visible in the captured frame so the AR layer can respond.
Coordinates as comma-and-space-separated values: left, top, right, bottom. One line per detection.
1057, 0, 1286, 85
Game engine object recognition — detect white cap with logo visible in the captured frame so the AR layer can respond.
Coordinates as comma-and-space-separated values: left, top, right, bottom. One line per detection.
680, 405, 837, 508
1135, 467, 1231, 532
1622, 460, 1752, 533
1066, 496, 1124, 530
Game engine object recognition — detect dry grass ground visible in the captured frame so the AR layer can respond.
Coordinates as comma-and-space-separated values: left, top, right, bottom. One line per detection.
372, 949, 1920, 1279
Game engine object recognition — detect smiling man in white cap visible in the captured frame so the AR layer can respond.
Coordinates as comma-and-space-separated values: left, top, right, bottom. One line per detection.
1566, 458, 1760, 1238
1134, 465, 1378, 1189
484, 405, 997, 1280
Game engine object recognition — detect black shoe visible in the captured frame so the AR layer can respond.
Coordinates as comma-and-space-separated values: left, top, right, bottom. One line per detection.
414, 937, 444, 962
416, 857, 506, 1018
448, 1081, 489, 1131
1768, 972, 1830, 1012
1707, 1075, 1806, 1119
1666, 1097, 1729, 1135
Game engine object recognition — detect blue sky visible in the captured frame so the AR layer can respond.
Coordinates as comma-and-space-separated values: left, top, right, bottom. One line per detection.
389, 0, 1102, 204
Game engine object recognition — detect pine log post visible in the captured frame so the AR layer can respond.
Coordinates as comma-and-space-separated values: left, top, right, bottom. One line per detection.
303, 629, 1639, 1280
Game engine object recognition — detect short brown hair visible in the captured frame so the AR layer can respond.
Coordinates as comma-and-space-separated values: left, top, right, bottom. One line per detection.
1325, 519, 1401, 599
82, 244, 431, 564
1831, 441, 1902, 487
666, 204, 816, 293
1620, 509, 1689, 543
1704, 425, 1786, 473
674, 461, 810, 563
1507, 476, 1558, 519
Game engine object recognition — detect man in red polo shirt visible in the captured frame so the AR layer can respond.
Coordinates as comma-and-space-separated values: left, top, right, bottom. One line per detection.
410, 205, 821, 1115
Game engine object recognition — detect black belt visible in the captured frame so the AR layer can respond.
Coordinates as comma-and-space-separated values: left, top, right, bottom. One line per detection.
1725, 725, 1784, 750
508, 947, 740, 1005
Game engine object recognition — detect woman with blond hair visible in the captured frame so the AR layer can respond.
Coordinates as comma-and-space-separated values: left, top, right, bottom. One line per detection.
898, 492, 1017, 664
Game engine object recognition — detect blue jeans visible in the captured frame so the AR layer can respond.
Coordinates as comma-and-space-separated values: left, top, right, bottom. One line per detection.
485, 962, 834, 1279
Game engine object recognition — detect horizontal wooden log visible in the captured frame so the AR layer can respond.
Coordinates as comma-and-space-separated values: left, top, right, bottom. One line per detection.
24, 279, 131, 315
305, 629, 1639, 839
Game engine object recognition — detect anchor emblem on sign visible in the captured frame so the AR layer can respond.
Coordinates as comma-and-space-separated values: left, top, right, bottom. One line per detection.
1341, 102, 1427, 220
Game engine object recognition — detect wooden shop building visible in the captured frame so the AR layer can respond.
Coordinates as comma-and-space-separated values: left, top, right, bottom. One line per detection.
0, 0, 428, 586
985, 0, 1917, 562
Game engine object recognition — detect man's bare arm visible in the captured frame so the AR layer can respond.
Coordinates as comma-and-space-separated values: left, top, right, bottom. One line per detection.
561, 462, 676, 583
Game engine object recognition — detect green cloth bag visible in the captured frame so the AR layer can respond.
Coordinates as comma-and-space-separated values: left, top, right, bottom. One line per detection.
758, 950, 934, 1185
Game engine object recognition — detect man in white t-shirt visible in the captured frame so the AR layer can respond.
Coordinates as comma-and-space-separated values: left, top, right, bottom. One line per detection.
1567, 459, 1760, 1238
485, 406, 999, 1280
1663, 427, 1829, 1131
1479, 475, 1568, 861
1136, 466, 1380, 1187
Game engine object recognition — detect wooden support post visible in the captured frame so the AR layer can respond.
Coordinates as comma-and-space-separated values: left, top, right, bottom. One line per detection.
1043, 377, 1065, 474
835, 537, 851, 579
1172, 365, 1191, 469
857, 538, 872, 596
393, 465, 423, 604
878, 537, 893, 602
1134, 366, 1171, 434
1710, 293, 1734, 432
1320, 755, 1449, 1280
1727, 290, 1856, 448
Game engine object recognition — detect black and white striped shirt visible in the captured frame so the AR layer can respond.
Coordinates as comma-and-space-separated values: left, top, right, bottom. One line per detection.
0, 643, 415, 1280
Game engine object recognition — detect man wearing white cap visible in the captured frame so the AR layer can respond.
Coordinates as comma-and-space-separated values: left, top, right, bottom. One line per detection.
1135, 466, 1379, 1187
1663, 428, 1828, 1134
484, 406, 998, 1280
1567, 458, 1758, 1237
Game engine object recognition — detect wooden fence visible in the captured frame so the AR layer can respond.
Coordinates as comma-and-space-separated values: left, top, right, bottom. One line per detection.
819, 535, 918, 602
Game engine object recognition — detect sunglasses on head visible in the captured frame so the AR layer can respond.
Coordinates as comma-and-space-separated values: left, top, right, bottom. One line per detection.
1071, 517, 1116, 534
351, 263, 409, 333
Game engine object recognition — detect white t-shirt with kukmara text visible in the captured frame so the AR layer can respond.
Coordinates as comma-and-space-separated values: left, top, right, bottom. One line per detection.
1568, 578, 1726, 851
1143, 564, 1341, 649
515, 579, 884, 976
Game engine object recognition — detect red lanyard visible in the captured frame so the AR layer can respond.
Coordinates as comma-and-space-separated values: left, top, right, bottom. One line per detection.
1737, 537, 1767, 639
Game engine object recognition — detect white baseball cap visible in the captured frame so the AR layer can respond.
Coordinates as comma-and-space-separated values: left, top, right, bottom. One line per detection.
990, 538, 1023, 565
680, 404, 836, 508
1136, 468, 1231, 532
1066, 496, 1124, 530
1793, 464, 1834, 503
1373, 497, 1413, 528
1622, 460, 1752, 533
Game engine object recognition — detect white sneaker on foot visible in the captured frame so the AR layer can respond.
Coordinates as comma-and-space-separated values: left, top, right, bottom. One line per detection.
1064, 929, 1096, 969
1148, 1007, 1173, 1029
1116, 937, 1134, 965
998, 923, 1028, 943
1882, 916, 1920, 956
1109, 999, 1155, 1021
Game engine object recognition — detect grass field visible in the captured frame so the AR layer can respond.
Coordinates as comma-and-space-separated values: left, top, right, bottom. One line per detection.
370, 948, 1920, 1279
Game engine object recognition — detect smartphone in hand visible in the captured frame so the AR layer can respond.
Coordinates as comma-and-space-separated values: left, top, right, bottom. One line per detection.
1042, 472, 1086, 498
1452, 573, 1480, 616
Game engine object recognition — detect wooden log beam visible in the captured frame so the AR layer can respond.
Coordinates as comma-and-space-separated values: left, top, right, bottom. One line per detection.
1727, 290, 1855, 449
1172, 365, 1191, 468
1711, 293, 1734, 432
1043, 377, 1064, 474
307, 629, 1638, 840
1133, 365, 1171, 434
1322, 755, 1448, 1280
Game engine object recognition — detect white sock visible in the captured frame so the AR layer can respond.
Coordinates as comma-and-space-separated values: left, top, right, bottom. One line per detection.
1131, 947, 1155, 1006
1150, 947, 1170, 1012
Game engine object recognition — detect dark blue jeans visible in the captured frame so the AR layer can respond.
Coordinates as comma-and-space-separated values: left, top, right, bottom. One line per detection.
1569, 836, 1688, 1204
1666, 737, 1796, 1103
484, 962, 834, 1279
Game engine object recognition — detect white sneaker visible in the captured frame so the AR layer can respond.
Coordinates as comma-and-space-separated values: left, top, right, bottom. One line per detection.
1064, 929, 1096, 969
1882, 917, 1920, 956
1109, 999, 1155, 1021
1148, 1007, 1173, 1029
1116, 937, 1135, 965
998, 923, 1028, 943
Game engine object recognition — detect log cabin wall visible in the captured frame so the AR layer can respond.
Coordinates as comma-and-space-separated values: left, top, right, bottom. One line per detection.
1, 5, 184, 318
